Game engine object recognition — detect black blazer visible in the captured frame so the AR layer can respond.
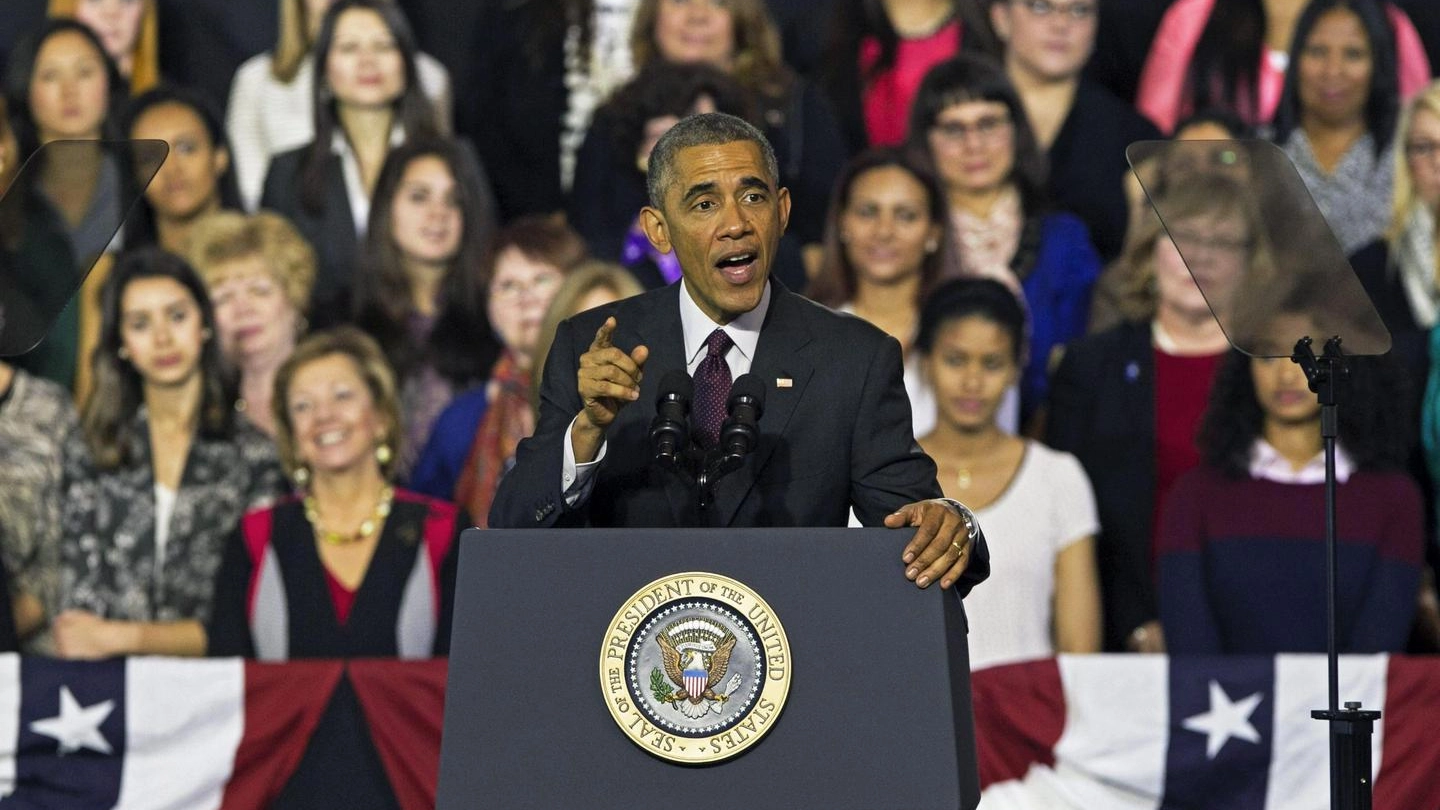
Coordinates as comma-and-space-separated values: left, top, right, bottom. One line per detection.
1045, 320, 1158, 650
260, 146, 360, 326
468, 0, 568, 220
1047, 79, 1162, 262
490, 281, 990, 596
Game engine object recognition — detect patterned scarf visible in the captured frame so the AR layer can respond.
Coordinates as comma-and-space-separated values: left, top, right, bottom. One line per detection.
454, 351, 534, 528
950, 185, 1023, 292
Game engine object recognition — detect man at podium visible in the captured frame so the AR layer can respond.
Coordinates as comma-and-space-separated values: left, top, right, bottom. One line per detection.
490, 112, 987, 596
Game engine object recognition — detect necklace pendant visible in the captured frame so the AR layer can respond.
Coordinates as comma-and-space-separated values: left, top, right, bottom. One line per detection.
956, 469, 972, 490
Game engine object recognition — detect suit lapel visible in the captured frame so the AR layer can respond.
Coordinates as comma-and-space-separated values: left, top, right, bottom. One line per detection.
714, 288, 814, 527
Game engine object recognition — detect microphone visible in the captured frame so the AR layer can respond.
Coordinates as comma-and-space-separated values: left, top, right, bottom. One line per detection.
720, 373, 765, 458
650, 369, 693, 466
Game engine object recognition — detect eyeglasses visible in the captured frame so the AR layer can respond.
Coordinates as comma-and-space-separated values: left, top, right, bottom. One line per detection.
930, 114, 1013, 144
1405, 140, 1440, 161
491, 273, 560, 300
1167, 226, 1251, 254
1013, 0, 1097, 20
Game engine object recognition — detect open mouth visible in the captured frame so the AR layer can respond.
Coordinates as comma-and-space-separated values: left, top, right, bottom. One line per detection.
715, 251, 757, 283
315, 429, 349, 448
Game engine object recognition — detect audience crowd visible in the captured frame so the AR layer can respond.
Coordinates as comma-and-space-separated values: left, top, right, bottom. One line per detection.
4, 0, 1440, 685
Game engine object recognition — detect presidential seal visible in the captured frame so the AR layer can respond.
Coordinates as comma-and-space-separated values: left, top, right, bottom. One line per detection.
600, 572, 791, 764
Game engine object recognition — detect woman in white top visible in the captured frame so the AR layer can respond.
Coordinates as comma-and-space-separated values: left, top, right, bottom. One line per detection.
916, 278, 1102, 669
258, 0, 446, 323
227, 0, 451, 211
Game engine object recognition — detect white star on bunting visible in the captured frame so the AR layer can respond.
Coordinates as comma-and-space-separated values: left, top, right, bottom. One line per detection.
1183, 680, 1264, 760
30, 686, 115, 756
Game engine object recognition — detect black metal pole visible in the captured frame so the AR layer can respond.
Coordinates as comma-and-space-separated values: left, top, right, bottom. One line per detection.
1293, 336, 1380, 810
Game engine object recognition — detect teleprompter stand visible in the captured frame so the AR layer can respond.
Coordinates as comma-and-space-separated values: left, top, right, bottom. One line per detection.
1293, 337, 1381, 810
1128, 138, 1397, 810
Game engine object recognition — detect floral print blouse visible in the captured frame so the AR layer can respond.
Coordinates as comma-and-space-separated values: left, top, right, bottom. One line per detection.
0, 370, 78, 626
59, 413, 286, 624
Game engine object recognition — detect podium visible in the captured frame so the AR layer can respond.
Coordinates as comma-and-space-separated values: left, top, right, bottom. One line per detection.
437, 527, 980, 809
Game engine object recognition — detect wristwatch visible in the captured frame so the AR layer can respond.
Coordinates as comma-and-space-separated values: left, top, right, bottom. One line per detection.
940, 498, 980, 547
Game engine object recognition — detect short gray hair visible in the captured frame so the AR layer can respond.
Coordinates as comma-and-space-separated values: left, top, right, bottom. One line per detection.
646, 112, 780, 210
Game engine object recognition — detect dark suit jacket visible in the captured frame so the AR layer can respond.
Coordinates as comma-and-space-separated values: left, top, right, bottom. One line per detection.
1048, 79, 1161, 262
1045, 320, 1158, 650
490, 281, 990, 596
260, 146, 359, 326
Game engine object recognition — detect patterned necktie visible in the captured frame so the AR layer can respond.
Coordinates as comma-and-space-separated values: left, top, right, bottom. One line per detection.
692, 328, 734, 448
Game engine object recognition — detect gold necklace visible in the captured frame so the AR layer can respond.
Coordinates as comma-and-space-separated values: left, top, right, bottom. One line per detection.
305, 485, 395, 546
955, 468, 972, 490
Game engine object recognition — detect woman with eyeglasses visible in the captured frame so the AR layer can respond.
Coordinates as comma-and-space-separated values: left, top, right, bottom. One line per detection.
907, 53, 1101, 427
1048, 174, 1264, 652
1135, 0, 1429, 135
989, 0, 1159, 263
408, 217, 586, 523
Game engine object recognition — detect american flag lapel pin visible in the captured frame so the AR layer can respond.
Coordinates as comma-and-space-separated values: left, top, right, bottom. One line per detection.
776, 377, 793, 388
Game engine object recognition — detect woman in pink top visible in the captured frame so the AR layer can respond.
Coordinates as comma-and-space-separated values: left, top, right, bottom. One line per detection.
820, 0, 999, 152
1135, 0, 1429, 134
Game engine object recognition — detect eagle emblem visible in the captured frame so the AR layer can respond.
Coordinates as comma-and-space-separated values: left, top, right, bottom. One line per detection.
652, 618, 744, 719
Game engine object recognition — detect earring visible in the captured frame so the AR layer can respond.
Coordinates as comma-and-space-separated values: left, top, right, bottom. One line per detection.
117, 347, 130, 361
201, 327, 213, 341
375, 442, 393, 466
925, 239, 939, 254
292, 465, 310, 487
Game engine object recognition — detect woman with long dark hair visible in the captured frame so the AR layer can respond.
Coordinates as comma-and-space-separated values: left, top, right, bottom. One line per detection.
4, 20, 130, 396
124, 85, 241, 254
227, 0, 451, 210
1135, 0, 1428, 135
1158, 341, 1422, 654
906, 53, 1101, 425
352, 136, 499, 478
259, 0, 446, 322
1273, 0, 1403, 256
808, 147, 956, 433
53, 248, 284, 659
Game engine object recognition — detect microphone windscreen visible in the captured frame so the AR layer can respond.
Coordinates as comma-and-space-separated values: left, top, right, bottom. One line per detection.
658, 368, 694, 403
727, 373, 766, 409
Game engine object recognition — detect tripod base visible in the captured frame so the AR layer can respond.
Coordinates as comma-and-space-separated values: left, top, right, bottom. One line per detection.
1311, 704, 1381, 810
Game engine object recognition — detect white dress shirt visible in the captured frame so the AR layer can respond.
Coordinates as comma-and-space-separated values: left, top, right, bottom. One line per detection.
560, 280, 773, 504
1248, 438, 1354, 485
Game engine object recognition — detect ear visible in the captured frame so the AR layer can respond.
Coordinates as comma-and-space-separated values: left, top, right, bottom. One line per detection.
925, 222, 943, 253
639, 205, 672, 254
214, 144, 230, 178
990, 1, 1012, 42
777, 186, 792, 233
